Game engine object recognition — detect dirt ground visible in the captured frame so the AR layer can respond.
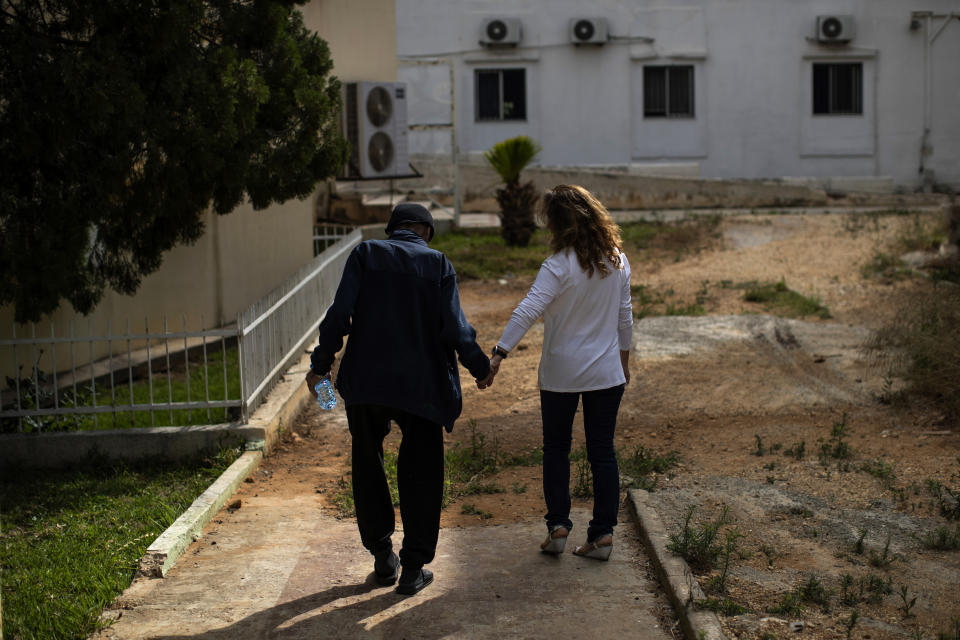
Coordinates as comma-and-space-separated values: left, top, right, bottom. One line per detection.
263, 211, 960, 640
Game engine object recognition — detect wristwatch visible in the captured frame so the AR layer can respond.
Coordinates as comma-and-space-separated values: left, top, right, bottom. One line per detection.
491, 345, 508, 359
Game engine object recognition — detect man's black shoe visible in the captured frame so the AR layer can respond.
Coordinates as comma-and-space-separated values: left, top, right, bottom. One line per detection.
374, 551, 399, 586
395, 568, 433, 595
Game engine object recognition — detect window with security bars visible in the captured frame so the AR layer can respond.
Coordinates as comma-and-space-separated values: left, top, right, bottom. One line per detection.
643, 65, 694, 118
476, 69, 526, 121
812, 63, 862, 115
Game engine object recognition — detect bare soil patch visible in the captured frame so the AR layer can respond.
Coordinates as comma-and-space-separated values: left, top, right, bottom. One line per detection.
272, 211, 959, 640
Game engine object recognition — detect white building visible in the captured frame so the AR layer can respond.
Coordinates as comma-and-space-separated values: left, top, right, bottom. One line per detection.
394, 0, 960, 190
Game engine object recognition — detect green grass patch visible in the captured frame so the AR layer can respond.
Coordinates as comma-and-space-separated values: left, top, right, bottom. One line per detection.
3, 345, 242, 433
430, 228, 551, 279
0, 448, 240, 640
743, 279, 831, 319
621, 216, 721, 256
431, 217, 719, 282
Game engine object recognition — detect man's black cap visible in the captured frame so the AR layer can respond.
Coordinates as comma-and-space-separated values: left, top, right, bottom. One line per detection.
385, 203, 435, 241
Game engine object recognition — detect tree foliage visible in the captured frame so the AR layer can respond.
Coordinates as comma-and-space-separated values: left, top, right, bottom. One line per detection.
0, 0, 346, 322
484, 136, 541, 247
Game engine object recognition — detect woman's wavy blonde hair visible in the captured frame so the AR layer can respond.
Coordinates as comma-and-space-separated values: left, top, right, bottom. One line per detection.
538, 184, 623, 277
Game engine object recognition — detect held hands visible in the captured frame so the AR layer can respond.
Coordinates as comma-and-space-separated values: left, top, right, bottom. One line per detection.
476, 354, 503, 389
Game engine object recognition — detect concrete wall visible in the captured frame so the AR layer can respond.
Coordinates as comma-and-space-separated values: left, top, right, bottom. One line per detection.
396, 0, 960, 189
0, 199, 316, 380
396, 156, 945, 214
302, 0, 397, 83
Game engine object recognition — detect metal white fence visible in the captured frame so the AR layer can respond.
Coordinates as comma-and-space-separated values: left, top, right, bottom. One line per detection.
238, 227, 361, 419
1, 226, 360, 433
314, 223, 355, 256
0, 317, 239, 432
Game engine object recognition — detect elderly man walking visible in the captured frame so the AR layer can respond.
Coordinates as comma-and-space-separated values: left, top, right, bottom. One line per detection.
306, 203, 492, 595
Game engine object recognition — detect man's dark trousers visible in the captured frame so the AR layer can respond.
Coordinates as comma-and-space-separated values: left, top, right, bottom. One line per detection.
347, 404, 444, 570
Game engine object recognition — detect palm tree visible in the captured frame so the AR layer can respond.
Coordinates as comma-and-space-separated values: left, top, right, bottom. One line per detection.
484, 136, 542, 247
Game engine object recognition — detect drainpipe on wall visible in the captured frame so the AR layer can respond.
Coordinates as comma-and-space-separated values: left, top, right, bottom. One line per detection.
450, 60, 461, 228
212, 209, 224, 327
912, 10, 960, 189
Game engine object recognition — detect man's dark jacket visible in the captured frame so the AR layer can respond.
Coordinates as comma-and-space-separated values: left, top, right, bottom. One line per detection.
311, 230, 490, 431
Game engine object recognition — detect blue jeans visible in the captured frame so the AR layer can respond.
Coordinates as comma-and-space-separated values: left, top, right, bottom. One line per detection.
540, 384, 625, 543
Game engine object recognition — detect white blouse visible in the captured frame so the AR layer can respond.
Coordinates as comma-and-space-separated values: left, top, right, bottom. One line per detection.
497, 248, 633, 392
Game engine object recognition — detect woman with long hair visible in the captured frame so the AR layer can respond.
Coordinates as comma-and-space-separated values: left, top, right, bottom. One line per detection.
485, 184, 633, 560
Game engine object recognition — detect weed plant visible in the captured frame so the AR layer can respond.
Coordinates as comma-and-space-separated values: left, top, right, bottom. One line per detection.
798, 574, 833, 611
868, 532, 896, 568
768, 591, 805, 616
753, 435, 766, 456
667, 505, 733, 572
332, 475, 355, 514
920, 525, 960, 551
706, 530, 742, 595
845, 610, 861, 640
819, 414, 854, 464
571, 446, 593, 498
927, 477, 960, 521
839, 572, 894, 606
618, 444, 679, 490
865, 281, 960, 420
862, 457, 897, 489
784, 441, 806, 460
853, 528, 867, 555
460, 504, 493, 519
696, 597, 749, 615
0, 448, 240, 639
899, 585, 918, 618
840, 574, 858, 606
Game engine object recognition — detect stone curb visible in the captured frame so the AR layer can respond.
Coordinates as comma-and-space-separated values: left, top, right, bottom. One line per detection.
136, 450, 263, 578
628, 489, 729, 640
129, 352, 315, 579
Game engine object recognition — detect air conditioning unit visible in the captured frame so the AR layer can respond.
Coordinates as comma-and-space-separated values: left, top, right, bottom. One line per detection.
480, 17, 522, 46
342, 82, 409, 178
570, 18, 608, 45
816, 15, 855, 43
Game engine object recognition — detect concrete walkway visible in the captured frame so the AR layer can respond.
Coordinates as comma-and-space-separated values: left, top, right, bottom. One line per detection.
95, 498, 671, 639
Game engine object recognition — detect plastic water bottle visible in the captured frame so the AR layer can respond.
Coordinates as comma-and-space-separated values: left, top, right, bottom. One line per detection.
314, 378, 337, 410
